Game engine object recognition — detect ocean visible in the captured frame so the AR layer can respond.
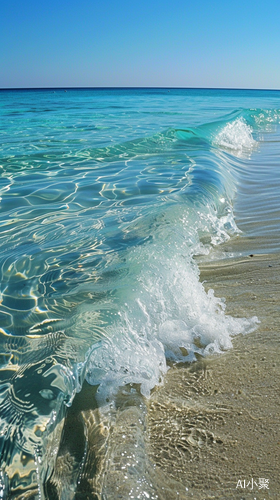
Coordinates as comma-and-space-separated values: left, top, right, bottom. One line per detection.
0, 88, 280, 499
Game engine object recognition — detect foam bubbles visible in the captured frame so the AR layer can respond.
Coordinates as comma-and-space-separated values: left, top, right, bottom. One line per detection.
86, 206, 259, 403
214, 118, 256, 154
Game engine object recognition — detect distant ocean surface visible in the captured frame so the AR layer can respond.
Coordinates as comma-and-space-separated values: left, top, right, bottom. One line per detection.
0, 88, 280, 498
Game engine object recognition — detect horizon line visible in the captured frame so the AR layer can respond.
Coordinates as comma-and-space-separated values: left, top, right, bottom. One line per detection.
1, 86, 280, 91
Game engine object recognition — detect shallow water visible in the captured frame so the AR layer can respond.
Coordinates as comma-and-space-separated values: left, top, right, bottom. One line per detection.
0, 88, 280, 498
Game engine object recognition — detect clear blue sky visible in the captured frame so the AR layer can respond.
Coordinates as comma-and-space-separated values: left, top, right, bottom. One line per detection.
1, 0, 280, 89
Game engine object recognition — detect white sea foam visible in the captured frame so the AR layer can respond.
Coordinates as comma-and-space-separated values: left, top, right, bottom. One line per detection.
86, 203, 259, 404
215, 118, 256, 153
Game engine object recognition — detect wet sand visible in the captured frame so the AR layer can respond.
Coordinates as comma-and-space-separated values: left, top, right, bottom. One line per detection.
147, 250, 280, 499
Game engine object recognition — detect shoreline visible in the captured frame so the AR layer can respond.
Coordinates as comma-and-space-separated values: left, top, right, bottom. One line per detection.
47, 251, 280, 499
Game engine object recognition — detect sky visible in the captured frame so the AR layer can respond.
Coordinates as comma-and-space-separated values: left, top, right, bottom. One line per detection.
1, 0, 280, 89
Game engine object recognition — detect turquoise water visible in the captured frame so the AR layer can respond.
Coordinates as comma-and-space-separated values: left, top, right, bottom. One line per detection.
0, 88, 280, 498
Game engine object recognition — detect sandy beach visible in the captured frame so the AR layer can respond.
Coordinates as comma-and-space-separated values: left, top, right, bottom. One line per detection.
147, 250, 280, 499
